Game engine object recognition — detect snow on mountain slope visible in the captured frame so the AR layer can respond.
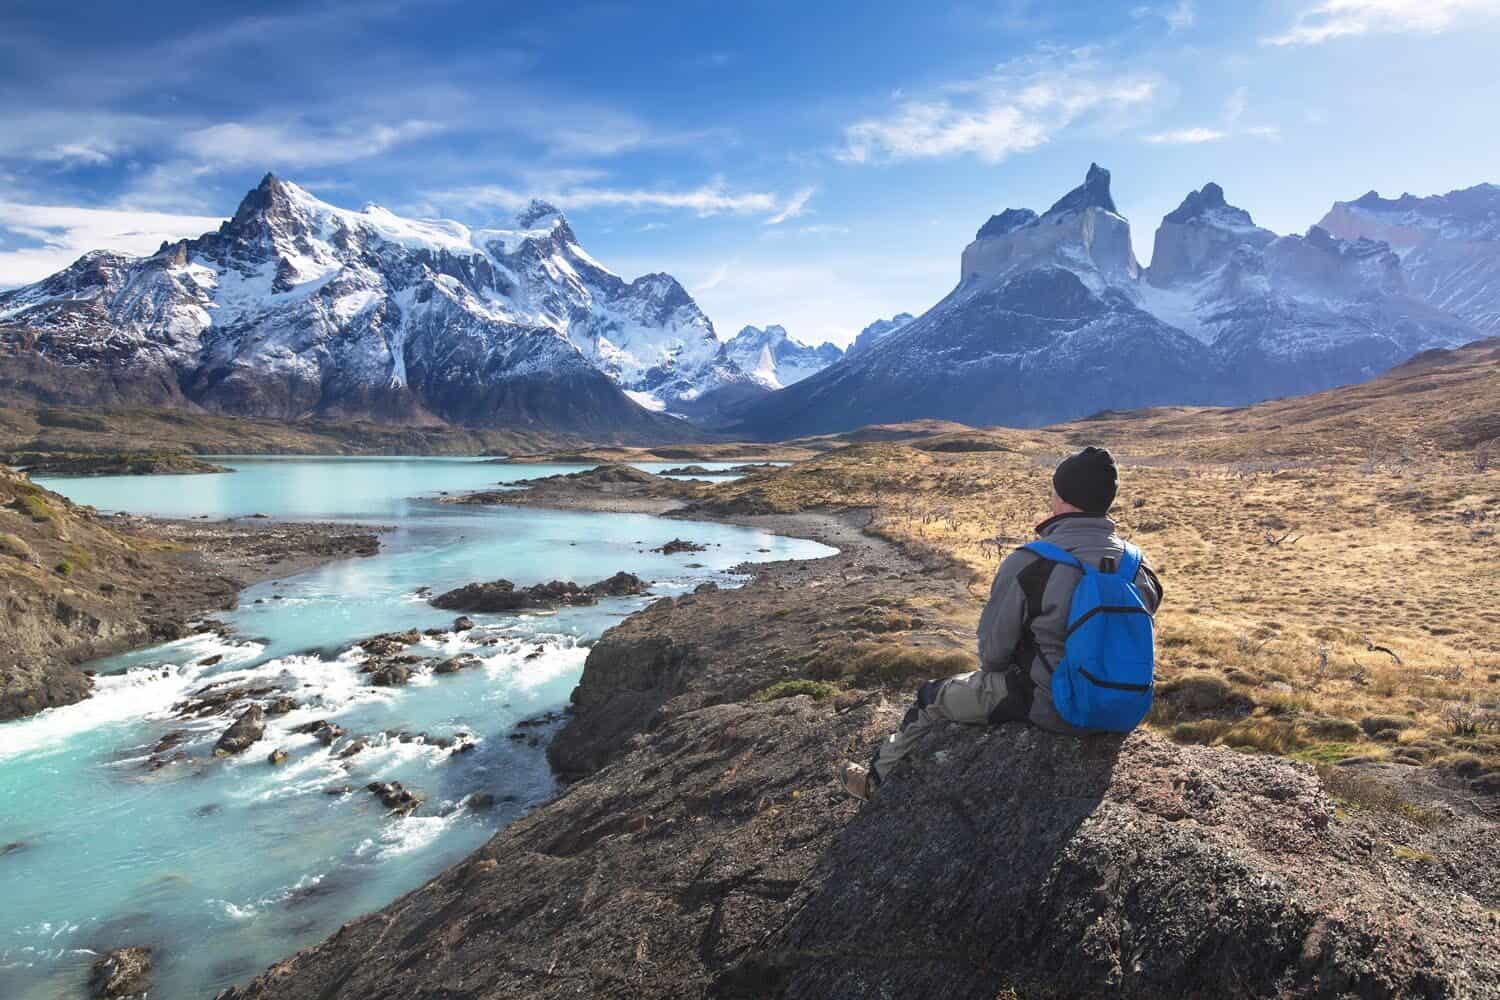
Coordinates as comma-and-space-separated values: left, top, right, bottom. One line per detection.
846, 312, 915, 358
961, 163, 1140, 293
717, 324, 843, 390
1318, 183, 1500, 335
729, 166, 1480, 439
1142, 183, 1475, 395
0, 175, 734, 437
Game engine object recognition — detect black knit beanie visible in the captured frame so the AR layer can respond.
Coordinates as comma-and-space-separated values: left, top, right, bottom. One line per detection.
1052, 446, 1118, 514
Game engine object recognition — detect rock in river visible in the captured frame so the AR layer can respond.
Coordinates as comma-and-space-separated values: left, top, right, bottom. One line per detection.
89, 946, 152, 998
430, 572, 648, 613
213, 706, 265, 756
366, 781, 423, 814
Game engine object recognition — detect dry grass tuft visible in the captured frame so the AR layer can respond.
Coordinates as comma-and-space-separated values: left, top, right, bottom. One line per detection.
753, 679, 840, 703
1318, 765, 1446, 828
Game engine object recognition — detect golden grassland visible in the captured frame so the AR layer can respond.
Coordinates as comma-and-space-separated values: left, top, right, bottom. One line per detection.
699, 341, 1500, 779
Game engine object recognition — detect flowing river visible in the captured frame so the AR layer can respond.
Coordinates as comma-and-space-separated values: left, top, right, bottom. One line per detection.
0, 457, 832, 999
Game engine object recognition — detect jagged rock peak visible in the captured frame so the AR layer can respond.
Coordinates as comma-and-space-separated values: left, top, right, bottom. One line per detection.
228, 171, 299, 227
1043, 162, 1117, 218
976, 208, 1039, 240
1162, 182, 1252, 226
515, 199, 567, 230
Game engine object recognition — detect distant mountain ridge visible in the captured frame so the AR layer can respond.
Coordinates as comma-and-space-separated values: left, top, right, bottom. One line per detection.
2, 168, 1493, 442
1317, 182, 1500, 335
728, 164, 1484, 438
0, 175, 843, 437
716, 324, 843, 390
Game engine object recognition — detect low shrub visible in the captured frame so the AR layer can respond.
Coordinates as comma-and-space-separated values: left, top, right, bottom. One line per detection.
1300, 717, 1363, 741
754, 679, 840, 703
0, 532, 36, 563
14, 493, 52, 522
1360, 715, 1415, 738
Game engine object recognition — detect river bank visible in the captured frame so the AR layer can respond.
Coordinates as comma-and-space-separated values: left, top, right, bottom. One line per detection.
0, 462, 385, 721
2, 457, 837, 1000
217, 471, 1500, 999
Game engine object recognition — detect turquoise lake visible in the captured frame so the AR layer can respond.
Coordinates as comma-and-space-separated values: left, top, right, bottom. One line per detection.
0, 457, 832, 999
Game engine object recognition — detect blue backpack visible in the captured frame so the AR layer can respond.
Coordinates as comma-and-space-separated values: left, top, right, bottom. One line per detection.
1022, 540, 1155, 732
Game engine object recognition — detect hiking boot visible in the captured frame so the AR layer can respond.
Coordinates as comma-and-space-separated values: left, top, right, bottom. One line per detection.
841, 761, 878, 801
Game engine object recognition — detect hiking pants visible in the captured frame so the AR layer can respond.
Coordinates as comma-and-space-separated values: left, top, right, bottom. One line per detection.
870, 669, 1023, 782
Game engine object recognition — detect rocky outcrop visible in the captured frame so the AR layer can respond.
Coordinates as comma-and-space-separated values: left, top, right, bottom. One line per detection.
961, 163, 1139, 288
213, 705, 265, 755
89, 946, 152, 998
366, 781, 422, 814
215, 709, 1500, 1000
430, 571, 648, 613
731, 725, 1499, 999
652, 538, 705, 554
1146, 181, 1275, 288
3, 452, 233, 477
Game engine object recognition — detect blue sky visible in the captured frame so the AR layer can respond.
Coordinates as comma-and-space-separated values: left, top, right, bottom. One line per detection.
2, 0, 1498, 346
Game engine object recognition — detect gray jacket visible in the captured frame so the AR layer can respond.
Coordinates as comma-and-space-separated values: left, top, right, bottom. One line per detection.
977, 513, 1163, 733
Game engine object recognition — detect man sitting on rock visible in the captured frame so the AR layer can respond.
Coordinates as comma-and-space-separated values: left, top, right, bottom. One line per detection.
843, 446, 1163, 801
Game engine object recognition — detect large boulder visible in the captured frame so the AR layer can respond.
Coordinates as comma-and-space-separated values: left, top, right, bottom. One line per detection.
431, 572, 648, 613
724, 724, 1499, 998
89, 946, 152, 997
213, 705, 265, 756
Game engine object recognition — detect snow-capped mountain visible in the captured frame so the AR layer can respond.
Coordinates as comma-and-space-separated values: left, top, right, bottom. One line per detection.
0, 175, 745, 435
1140, 183, 1474, 398
846, 312, 914, 358
716, 324, 843, 390
731, 165, 1219, 437
729, 165, 1480, 438
1317, 183, 1500, 336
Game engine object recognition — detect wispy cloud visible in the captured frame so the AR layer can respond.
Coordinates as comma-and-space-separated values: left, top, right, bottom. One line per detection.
1141, 87, 1280, 145
426, 178, 807, 221
1264, 0, 1496, 46
178, 119, 446, 167
765, 187, 815, 225
839, 50, 1159, 164
693, 262, 731, 293
1143, 127, 1228, 144
31, 141, 123, 168
1130, 1, 1196, 32
0, 202, 225, 287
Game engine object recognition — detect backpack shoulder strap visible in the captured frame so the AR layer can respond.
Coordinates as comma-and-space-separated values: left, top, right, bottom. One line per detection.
1116, 542, 1143, 583
1022, 540, 1085, 571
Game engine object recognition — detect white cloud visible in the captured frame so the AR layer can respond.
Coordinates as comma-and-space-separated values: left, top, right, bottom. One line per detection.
1131, 1, 1196, 31
32, 140, 122, 168
765, 187, 815, 225
427, 178, 800, 220
1264, 0, 1496, 46
1142, 127, 1228, 144
0, 202, 225, 287
178, 119, 444, 167
839, 52, 1159, 164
